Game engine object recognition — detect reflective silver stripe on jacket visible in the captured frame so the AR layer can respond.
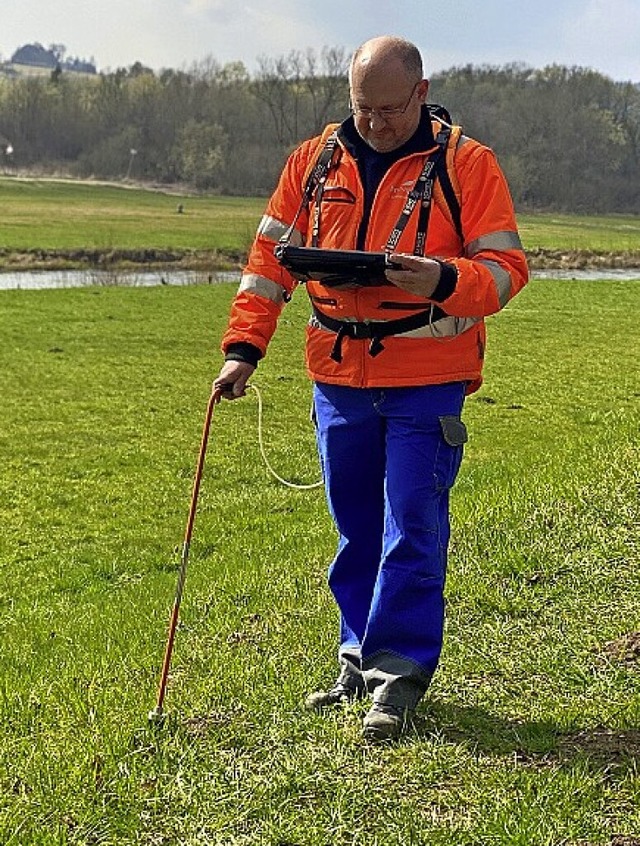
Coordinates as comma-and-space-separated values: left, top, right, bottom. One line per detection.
476, 259, 512, 308
239, 273, 286, 305
465, 231, 523, 308
309, 312, 479, 339
395, 315, 480, 338
257, 215, 304, 246
465, 230, 524, 256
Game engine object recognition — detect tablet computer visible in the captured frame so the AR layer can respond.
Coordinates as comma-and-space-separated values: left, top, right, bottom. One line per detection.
274, 245, 400, 287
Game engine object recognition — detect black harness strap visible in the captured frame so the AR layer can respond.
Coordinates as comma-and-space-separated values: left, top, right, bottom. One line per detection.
312, 304, 448, 363
384, 154, 440, 255
310, 136, 341, 247
279, 132, 341, 249
280, 113, 462, 363
384, 126, 454, 259
435, 151, 462, 240
427, 108, 462, 239
282, 115, 460, 254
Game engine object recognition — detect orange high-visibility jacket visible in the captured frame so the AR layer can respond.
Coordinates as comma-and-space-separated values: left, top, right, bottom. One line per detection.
221, 117, 528, 392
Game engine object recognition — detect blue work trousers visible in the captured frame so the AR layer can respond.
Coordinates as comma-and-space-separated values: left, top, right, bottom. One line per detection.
313, 382, 467, 707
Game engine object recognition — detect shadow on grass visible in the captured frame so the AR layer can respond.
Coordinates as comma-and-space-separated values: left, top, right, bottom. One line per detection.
417, 700, 640, 771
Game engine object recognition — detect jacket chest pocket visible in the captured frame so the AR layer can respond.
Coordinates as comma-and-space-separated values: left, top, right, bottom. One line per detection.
308, 186, 358, 245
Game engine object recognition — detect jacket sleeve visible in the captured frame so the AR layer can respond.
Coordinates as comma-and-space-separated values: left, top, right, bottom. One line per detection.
220, 139, 319, 359
436, 142, 529, 318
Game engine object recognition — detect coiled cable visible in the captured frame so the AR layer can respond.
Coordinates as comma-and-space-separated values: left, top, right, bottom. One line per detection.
248, 384, 323, 490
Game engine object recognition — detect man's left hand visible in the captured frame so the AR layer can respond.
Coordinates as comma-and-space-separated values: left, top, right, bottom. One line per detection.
385, 253, 441, 298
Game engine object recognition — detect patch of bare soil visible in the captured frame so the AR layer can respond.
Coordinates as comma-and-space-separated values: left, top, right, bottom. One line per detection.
597, 631, 640, 666
557, 727, 640, 762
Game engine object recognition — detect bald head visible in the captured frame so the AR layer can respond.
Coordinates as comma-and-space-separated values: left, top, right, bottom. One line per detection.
348, 36, 428, 153
350, 36, 423, 87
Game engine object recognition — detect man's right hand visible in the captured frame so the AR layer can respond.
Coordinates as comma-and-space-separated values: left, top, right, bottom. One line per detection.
213, 360, 256, 401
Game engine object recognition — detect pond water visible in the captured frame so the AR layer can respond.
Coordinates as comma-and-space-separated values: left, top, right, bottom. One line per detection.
0, 269, 240, 290
0, 267, 638, 291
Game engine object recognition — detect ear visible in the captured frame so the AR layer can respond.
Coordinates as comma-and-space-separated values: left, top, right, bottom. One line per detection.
417, 79, 430, 103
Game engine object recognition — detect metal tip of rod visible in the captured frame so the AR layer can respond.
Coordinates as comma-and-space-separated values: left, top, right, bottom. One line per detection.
148, 707, 167, 726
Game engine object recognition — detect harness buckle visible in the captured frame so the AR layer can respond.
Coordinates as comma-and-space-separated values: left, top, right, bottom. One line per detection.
347, 320, 374, 340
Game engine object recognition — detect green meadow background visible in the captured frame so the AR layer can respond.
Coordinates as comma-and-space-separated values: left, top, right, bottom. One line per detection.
1, 177, 640, 258
0, 181, 639, 845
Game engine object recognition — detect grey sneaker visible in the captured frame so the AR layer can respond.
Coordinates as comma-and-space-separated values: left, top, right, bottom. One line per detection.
304, 680, 364, 711
362, 703, 413, 741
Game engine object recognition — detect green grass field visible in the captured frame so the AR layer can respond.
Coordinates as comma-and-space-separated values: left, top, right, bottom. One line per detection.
517, 212, 640, 252
2, 177, 640, 258
1, 276, 639, 845
0, 178, 266, 254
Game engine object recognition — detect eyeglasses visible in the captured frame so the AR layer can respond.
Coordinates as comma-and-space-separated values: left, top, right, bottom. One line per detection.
350, 81, 420, 121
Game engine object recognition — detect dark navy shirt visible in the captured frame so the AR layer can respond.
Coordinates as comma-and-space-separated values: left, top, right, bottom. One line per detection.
338, 106, 437, 249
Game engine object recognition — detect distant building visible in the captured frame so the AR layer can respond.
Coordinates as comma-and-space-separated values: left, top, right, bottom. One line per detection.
63, 57, 97, 75
11, 43, 57, 69
8, 43, 97, 75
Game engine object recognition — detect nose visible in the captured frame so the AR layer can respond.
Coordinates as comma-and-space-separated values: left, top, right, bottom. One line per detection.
368, 111, 387, 129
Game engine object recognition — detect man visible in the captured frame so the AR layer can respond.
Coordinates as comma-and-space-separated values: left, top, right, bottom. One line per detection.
214, 36, 528, 741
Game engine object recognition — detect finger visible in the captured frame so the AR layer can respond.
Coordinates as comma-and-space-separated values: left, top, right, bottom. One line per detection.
213, 380, 236, 401
389, 253, 421, 270
385, 268, 421, 284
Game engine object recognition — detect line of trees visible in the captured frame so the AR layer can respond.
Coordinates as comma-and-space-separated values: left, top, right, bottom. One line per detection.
1, 49, 639, 212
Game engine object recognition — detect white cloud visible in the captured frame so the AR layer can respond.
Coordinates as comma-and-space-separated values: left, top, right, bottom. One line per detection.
1, 0, 637, 80
183, 0, 240, 21
172, 0, 340, 69
560, 0, 640, 78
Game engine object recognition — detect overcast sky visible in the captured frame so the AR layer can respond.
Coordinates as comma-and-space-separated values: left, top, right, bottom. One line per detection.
3, 0, 639, 82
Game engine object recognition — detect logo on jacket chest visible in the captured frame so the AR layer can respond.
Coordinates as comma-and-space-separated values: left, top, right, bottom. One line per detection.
390, 179, 415, 199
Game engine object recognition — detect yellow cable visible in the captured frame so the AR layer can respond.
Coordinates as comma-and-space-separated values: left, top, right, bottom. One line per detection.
248, 384, 324, 490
